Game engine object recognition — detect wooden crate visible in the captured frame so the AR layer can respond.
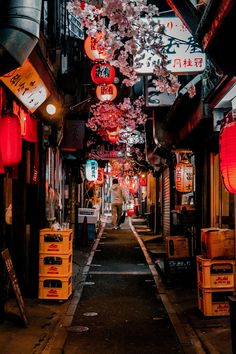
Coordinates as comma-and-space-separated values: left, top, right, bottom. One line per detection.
197, 255, 235, 289
198, 285, 234, 316
39, 253, 72, 276
38, 274, 72, 300
39, 229, 72, 254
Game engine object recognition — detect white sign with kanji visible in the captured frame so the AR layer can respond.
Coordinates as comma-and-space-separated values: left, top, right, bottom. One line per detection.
135, 17, 205, 75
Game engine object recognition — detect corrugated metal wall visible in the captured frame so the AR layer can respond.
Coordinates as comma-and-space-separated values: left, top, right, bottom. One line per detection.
162, 167, 170, 238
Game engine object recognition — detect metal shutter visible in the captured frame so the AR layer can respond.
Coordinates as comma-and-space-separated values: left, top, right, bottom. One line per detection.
162, 167, 170, 238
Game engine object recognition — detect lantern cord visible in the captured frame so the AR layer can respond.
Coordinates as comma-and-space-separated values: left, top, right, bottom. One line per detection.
69, 97, 92, 110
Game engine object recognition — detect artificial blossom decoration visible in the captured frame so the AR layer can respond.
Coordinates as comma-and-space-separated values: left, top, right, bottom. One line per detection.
69, 0, 183, 94
86, 96, 148, 133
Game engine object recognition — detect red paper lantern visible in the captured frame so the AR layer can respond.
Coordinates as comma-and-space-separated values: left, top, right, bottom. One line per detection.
91, 64, 115, 85
0, 113, 22, 166
96, 84, 117, 102
84, 33, 107, 61
138, 174, 147, 186
220, 120, 236, 193
127, 209, 135, 216
106, 126, 119, 144
0, 146, 4, 174
175, 160, 193, 193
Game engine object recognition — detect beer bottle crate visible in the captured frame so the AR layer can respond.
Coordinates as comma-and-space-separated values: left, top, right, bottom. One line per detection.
39, 228, 72, 254
39, 252, 72, 277
38, 274, 72, 300
197, 255, 235, 289
198, 285, 234, 316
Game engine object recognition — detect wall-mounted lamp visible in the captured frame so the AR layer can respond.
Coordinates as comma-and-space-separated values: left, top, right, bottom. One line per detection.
46, 103, 57, 115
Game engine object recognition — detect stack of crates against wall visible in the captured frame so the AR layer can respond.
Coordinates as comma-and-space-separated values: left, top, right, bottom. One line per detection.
196, 255, 235, 316
38, 228, 73, 300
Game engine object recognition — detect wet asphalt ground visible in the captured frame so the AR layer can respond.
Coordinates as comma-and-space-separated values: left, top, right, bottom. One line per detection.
63, 223, 187, 354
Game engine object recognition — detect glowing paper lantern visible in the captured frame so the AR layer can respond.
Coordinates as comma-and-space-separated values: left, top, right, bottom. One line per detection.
84, 33, 107, 61
91, 64, 115, 85
220, 121, 236, 193
0, 147, 4, 174
175, 160, 193, 193
95, 167, 104, 184
96, 84, 117, 102
106, 126, 119, 144
138, 174, 147, 186
0, 113, 22, 166
85, 160, 98, 181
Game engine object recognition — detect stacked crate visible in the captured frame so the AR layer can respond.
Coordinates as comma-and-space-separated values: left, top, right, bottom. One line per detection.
197, 228, 235, 316
38, 228, 73, 300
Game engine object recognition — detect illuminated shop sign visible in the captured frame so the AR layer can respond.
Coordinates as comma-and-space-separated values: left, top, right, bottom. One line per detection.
135, 17, 206, 75
0, 59, 50, 112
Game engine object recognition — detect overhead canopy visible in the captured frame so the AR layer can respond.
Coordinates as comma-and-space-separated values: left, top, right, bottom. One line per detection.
0, 0, 42, 76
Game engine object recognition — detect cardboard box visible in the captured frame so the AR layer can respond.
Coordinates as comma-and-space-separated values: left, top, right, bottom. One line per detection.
201, 228, 235, 259
166, 236, 190, 259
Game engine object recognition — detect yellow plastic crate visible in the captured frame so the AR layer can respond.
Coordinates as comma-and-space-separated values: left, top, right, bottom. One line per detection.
39, 253, 72, 276
198, 285, 234, 316
38, 274, 72, 300
197, 255, 235, 289
39, 229, 72, 254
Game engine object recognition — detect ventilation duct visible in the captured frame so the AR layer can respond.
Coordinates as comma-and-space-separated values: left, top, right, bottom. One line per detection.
0, 0, 42, 76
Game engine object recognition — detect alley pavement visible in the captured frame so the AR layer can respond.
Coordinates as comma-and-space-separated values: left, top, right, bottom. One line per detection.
0, 216, 233, 354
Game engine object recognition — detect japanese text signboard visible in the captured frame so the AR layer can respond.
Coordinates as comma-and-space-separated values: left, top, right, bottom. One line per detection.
135, 17, 205, 75
0, 59, 50, 112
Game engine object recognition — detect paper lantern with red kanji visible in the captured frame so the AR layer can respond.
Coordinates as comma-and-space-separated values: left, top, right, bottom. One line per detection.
84, 33, 107, 61
96, 84, 117, 102
220, 121, 236, 193
175, 160, 193, 193
0, 113, 22, 166
91, 64, 115, 85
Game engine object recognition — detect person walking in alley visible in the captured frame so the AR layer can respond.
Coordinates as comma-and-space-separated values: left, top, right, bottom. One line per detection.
109, 178, 127, 229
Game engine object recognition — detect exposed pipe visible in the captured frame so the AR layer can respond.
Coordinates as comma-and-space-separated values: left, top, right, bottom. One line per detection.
0, 0, 42, 76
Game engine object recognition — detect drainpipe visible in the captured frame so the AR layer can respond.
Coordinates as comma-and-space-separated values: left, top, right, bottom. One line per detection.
0, 0, 42, 76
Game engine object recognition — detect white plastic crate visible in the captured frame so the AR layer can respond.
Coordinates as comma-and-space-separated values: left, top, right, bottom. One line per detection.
197, 255, 235, 289
198, 285, 234, 316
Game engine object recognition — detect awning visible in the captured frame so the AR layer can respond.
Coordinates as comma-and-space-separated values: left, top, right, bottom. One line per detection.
0, 0, 42, 76
196, 0, 236, 75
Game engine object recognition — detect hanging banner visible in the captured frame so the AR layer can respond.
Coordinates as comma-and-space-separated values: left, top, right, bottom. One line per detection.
176, 162, 193, 193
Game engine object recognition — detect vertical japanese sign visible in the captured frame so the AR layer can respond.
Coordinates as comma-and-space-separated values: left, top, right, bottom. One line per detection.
135, 17, 205, 75
0, 59, 50, 112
